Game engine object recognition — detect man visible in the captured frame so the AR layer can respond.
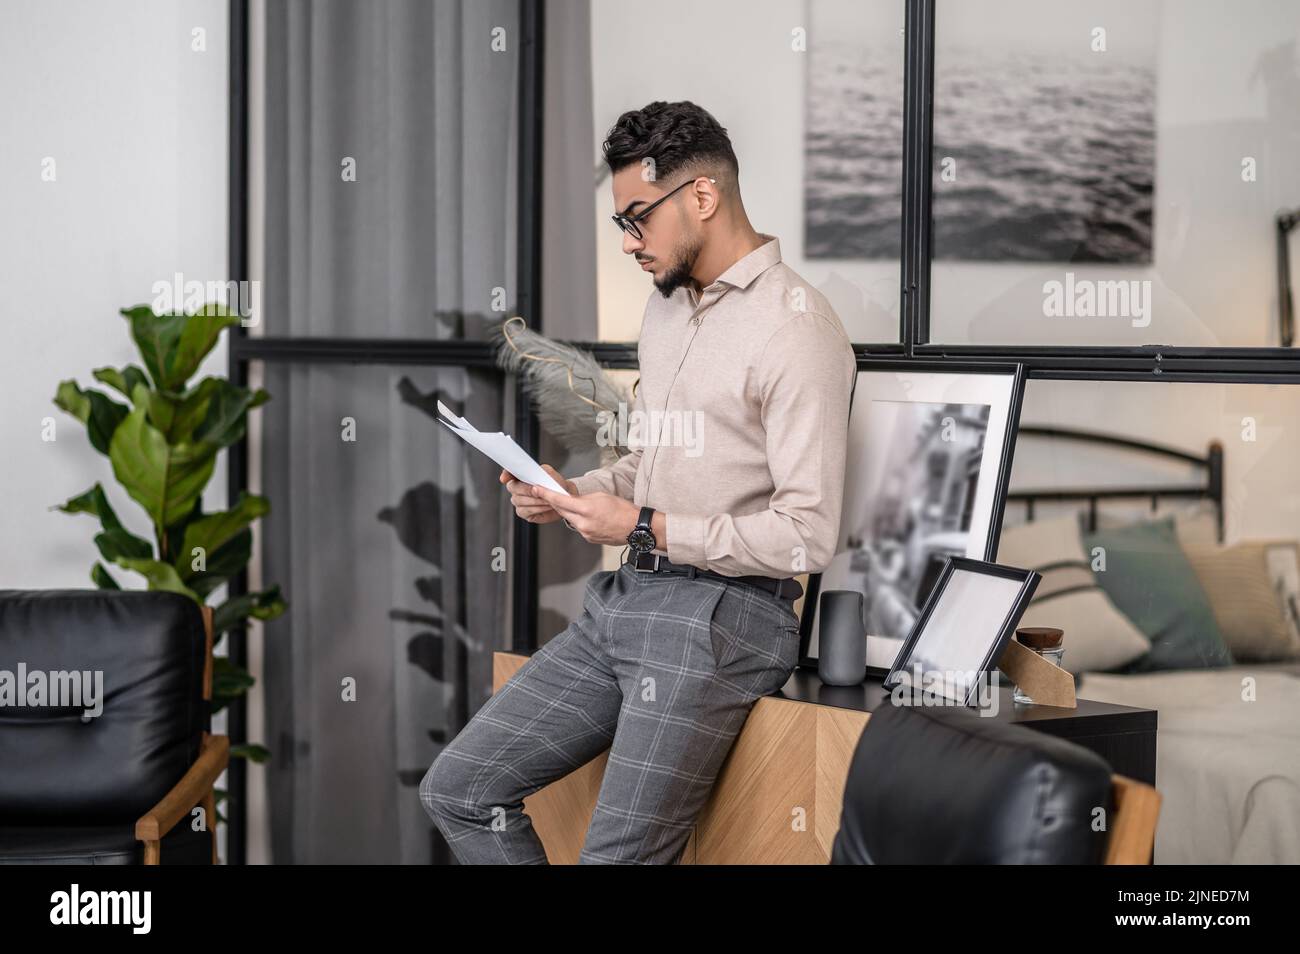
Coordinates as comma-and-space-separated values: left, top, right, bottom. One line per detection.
420, 101, 856, 864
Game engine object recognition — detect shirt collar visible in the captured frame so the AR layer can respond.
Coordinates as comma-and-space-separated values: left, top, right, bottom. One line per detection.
686, 234, 782, 306
713, 234, 781, 290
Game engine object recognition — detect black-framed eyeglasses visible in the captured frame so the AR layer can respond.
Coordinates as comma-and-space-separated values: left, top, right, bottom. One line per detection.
610, 176, 716, 240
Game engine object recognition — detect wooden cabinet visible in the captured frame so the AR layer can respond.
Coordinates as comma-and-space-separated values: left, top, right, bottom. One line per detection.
493, 651, 868, 865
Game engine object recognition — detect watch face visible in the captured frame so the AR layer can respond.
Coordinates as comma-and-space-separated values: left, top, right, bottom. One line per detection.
628, 528, 656, 551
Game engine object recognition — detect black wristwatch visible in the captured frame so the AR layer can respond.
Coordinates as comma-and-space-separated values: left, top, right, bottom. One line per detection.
626, 506, 657, 553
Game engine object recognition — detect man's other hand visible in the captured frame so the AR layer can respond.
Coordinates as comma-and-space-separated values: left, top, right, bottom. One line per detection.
529, 484, 639, 547
501, 464, 577, 524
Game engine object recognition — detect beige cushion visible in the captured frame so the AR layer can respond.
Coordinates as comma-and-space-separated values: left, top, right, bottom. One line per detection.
1183, 541, 1300, 662
997, 516, 1151, 673
1263, 541, 1300, 652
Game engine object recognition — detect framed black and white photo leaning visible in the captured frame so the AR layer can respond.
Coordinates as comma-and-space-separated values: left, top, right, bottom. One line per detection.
799, 361, 1027, 673
883, 556, 1041, 707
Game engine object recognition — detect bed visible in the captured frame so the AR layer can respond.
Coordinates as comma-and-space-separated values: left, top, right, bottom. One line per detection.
997, 426, 1300, 864
1079, 663, 1300, 864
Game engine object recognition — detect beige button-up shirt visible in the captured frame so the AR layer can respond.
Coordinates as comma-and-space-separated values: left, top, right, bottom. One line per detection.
569, 235, 856, 579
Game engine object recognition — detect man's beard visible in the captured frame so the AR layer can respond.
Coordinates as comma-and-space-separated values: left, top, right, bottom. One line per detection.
652, 234, 703, 299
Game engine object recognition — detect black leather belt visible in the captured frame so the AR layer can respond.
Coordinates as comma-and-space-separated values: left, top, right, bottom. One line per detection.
624, 551, 803, 601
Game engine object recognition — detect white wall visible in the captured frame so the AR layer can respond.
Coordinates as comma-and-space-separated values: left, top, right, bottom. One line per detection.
0, 0, 230, 587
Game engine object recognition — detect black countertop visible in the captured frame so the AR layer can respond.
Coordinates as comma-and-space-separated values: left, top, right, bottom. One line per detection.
776, 665, 1158, 737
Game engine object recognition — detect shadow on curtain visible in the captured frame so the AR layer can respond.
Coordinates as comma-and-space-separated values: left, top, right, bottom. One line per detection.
258, 0, 525, 864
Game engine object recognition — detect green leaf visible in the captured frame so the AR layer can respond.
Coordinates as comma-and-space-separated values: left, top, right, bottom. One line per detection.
128, 381, 151, 412
175, 302, 241, 380
108, 405, 216, 529
146, 391, 176, 435
212, 584, 287, 636
176, 492, 269, 595
185, 530, 252, 599
94, 527, 154, 564
121, 304, 240, 392
53, 380, 90, 423
57, 483, 154, 564
112, 557, 199, 601
164, 496, 203, 569
164, 377, 223, 443
91, 562, 121, 590
149, 377, 267, 449
229, 743, 271, 764
211, 655, 255, 710
194, 382, 270, 449
55, 483, 125, 533
121, 305, 185, 391
178, 493, 269, 575
92, 365, 150, 400
54, 381, 129, 454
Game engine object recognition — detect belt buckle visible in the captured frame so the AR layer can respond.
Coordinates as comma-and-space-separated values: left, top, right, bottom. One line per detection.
633, 552, 662, 573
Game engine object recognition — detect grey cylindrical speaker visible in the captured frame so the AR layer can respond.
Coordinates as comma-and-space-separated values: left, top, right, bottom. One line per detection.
818, 590, 866, 686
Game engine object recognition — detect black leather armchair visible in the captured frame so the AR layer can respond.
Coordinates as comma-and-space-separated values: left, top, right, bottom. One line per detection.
832, 701, 1160, 864
0, 589, 229, 864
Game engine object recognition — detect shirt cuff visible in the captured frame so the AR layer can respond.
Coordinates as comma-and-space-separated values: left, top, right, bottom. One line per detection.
567, 473, 603, 497
666, 512, 708, 570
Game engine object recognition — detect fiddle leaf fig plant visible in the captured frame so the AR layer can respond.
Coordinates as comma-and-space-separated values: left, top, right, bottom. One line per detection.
53, 303, 286, 770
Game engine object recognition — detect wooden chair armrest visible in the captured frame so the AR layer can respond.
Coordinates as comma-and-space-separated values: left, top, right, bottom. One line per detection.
135, 734, 230, 844
1105, 772, 1162, 865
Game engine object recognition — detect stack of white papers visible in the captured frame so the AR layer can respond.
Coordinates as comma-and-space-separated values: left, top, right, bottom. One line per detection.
435, 399, 570, 495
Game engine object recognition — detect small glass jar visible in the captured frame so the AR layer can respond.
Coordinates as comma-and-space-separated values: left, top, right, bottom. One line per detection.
1012, 627, 1065, 705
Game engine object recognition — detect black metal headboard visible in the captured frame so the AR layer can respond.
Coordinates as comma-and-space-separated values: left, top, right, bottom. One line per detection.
1007, 426, 1225, 543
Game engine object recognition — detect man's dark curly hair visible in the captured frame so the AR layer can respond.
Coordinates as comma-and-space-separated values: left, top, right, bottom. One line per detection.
601, 101, 739, 187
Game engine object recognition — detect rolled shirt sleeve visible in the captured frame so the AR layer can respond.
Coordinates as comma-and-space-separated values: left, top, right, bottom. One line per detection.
665, 312, 854, 577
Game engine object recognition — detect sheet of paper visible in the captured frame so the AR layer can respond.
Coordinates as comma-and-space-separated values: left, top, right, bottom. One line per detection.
436, 400, 570, 495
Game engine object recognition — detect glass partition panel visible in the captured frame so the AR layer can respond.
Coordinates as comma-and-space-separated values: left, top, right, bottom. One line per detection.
929, 0, 1300, 348
583, 0, 906, 343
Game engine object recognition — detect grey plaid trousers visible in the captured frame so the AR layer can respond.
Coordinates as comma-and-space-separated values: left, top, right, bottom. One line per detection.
419, 560, 802, 864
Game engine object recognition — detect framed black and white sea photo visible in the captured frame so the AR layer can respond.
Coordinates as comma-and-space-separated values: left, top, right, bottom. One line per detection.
805, 0, 1156, 264
799, 362, 1026, 672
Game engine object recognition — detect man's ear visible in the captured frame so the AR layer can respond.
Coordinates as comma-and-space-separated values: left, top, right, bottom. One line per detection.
693, 177, 721, 222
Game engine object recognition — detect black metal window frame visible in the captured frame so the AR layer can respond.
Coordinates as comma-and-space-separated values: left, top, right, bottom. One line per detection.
222, 0, 1300, 862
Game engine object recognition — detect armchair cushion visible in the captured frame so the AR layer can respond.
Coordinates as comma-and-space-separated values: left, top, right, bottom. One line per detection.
0, 589, 207, 823
0, 821, 212, 865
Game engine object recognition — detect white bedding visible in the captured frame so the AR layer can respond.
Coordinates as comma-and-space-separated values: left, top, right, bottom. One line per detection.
1079, 664, 1300, 864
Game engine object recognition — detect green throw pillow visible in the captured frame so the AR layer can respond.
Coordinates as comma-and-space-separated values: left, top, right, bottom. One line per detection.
1081, 516, 1233, 672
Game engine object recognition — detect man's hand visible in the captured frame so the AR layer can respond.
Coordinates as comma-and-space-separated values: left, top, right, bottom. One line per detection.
501, 464, 576, 524
530, 484, 640, 547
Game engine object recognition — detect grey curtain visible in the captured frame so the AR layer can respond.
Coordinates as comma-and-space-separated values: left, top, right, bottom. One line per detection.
259, 0, 521, 864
